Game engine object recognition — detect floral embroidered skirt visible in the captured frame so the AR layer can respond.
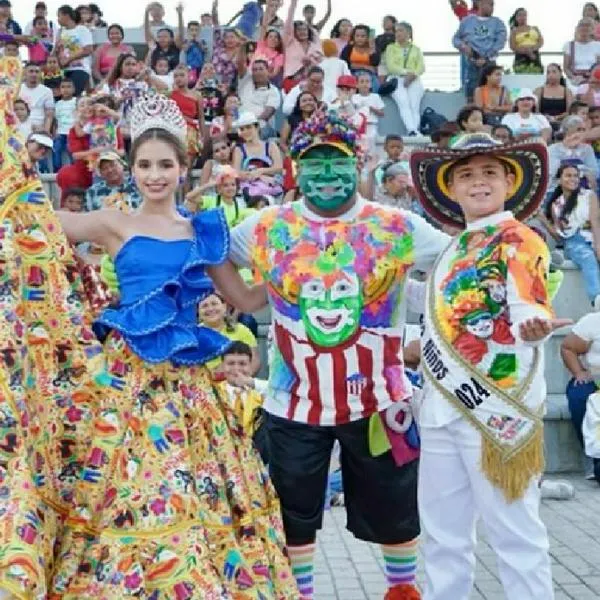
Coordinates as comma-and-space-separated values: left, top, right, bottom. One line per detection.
0, 183, 297, 598
50, 332, 298, 598
0, 180, 112, 599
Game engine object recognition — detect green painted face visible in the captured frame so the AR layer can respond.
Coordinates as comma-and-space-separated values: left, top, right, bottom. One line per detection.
297, 146, 358, 212
298, 274, 362, 347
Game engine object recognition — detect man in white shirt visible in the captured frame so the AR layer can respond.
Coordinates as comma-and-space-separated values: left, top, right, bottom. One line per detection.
18, 63, 54, 133
282, 66, 337, 116
237, 58, 281, 139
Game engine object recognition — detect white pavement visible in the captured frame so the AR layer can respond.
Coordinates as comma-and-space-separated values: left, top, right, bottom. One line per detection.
314, 474, 600, 600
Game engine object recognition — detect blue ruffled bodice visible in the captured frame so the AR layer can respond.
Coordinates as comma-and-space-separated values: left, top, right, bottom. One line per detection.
96, 209, 232, 366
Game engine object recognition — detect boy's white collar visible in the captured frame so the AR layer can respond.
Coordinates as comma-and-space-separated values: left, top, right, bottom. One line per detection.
465, 210, 513, 231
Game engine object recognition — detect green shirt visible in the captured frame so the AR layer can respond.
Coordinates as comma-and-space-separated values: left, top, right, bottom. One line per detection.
201, 195, 256, 228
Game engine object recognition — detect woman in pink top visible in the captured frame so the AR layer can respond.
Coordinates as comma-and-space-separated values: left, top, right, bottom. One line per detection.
282, 0, 323, 93
92, 24, 134, 82
254, 4, 285, 86
577, 63, 600, 106
330, 18, 353, 56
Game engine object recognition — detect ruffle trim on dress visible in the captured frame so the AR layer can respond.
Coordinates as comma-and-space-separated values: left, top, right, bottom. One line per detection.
96, 209, 232, 366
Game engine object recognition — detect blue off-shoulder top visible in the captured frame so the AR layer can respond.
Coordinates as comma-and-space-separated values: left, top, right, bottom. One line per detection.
96, 209, 232, 366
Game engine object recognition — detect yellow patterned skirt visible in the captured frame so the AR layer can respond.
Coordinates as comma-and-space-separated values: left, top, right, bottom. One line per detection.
0, 58, 297, 599
50, 333, 298, 599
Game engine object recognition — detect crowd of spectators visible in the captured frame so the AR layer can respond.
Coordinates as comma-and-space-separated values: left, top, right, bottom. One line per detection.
4, 0, 600, 483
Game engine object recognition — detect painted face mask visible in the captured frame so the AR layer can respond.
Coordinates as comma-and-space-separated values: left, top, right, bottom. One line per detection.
297, 146, 358, 212
463, 310, 494, 339
298, 273, 362, 347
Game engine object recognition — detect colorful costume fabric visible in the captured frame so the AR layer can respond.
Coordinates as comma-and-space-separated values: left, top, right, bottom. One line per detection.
421, 213, 553, 500
0, 57, 297, 599
234, 198, 447, 426
0, 58, 110, 599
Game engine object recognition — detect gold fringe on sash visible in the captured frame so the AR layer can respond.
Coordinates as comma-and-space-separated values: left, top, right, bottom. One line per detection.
481, 424, 544, 503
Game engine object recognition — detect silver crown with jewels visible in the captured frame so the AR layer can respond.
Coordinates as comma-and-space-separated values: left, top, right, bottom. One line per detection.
129, 94, 187, 142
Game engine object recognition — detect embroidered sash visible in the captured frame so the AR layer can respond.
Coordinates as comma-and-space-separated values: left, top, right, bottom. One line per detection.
422, 248, 544, 502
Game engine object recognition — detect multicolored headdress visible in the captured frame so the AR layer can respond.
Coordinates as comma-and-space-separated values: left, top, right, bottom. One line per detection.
410, 133, 548, 228
289, 110, 361, 161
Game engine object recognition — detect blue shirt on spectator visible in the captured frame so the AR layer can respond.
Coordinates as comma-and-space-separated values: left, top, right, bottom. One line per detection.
452, 15, 507, 60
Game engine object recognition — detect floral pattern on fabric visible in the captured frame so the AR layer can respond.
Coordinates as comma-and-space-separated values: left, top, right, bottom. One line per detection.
436, 220, 552, 389
51, 336, 298, 599
0, 58, 109, 599
0, 57, 298, 600
250, 201, 417, 425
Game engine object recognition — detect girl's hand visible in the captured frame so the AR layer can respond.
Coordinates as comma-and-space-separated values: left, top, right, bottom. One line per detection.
185, 187, 203, 203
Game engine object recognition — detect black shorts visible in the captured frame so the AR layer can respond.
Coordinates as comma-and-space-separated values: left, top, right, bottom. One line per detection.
265, 412, 420, 546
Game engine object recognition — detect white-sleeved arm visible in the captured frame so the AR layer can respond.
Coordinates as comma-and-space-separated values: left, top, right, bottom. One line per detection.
405, 277, 426, 314
408, 211, 451, 269
228, 210, 263, 268
254, 378, 269, 394
282, 86, 300, 116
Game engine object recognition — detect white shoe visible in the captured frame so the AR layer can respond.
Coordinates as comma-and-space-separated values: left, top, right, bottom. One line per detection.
541, 480, 575, 500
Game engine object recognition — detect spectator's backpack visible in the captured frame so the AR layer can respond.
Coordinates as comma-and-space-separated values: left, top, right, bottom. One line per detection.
419, 107, 448, 136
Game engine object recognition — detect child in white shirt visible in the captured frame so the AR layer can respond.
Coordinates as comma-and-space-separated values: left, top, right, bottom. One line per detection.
153, 57, 174, 91
54, 79, 78, 170
14, 99, 33, 141
353, 72, 385, 159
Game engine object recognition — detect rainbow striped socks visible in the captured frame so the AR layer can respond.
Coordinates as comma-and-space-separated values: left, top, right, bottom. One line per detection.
287, 543, 316, 599
381, 539, 418, 588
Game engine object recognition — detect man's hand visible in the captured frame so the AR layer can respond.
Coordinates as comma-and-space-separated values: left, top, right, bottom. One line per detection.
519, 317, 573, 342
404, 73, 416, 87
574, 369, 594, 385
474, 57, 486, 67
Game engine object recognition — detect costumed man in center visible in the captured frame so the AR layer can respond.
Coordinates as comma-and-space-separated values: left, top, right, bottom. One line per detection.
409, 133, 571, 600
228, 111, 451, 600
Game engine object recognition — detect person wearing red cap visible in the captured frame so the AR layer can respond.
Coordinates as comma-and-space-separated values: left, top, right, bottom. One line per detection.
330, 74, 366, 133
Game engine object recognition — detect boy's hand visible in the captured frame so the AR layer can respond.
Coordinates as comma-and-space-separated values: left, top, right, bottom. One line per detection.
226, 372, 255, 389
519, 317, 573, 342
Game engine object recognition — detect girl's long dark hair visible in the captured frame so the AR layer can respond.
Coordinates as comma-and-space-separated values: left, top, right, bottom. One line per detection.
478, 63, 502, 87
546, 62, 567, 87
107, 52, 137, 86
545, 164, 581, 222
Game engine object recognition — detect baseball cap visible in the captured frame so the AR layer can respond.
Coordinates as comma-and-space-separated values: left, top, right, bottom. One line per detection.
337, 75, 358, 89
98, 151, 122, 164
28, 133, 53, 149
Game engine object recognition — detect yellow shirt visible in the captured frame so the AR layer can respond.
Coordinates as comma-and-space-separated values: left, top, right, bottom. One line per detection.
205, 323, 257, 370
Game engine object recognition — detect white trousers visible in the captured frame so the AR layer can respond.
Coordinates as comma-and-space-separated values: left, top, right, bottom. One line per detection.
391, 76, 424, 134
418, 419, 554, 600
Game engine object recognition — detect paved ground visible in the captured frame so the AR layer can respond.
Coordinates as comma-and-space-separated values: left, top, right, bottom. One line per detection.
313, 474, 600, 599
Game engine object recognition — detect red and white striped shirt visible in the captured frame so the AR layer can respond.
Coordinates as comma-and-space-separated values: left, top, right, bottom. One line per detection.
268, 322, 410, 425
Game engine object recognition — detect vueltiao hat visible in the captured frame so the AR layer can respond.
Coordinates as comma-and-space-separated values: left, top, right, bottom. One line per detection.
409, 132, 548, 228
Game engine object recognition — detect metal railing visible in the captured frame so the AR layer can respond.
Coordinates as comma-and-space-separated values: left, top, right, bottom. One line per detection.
420, 50, 563, 92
